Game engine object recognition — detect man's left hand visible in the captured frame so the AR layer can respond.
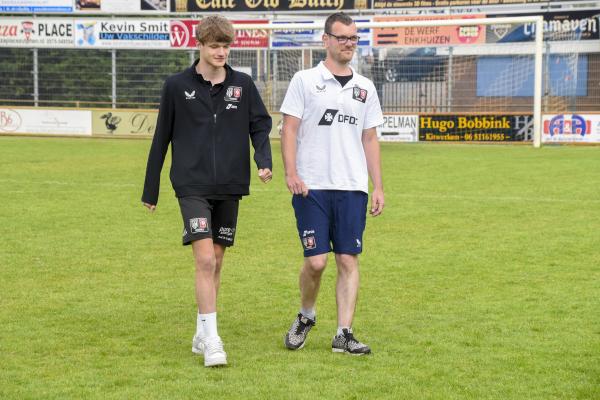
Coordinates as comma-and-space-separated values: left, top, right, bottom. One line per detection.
370, 188, 384, 216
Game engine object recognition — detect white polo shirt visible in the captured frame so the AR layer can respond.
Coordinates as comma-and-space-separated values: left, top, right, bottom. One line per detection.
280, 61, 384, 194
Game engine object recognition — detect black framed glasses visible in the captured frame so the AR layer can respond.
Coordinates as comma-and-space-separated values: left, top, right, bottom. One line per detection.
325, 32, 360, 44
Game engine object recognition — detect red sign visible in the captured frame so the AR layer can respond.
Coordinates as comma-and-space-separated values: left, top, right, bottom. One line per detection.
170, 19, 268, 49
374, 15, 486, 47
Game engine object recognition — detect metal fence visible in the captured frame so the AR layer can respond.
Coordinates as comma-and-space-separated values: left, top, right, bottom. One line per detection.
1, 47, 598, 113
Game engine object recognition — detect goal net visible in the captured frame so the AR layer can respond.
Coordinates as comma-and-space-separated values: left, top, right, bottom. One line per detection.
231, 16, 546, 146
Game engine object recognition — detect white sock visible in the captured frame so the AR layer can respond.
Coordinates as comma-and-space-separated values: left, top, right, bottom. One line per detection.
300, 308, 315, 321
337, 326, 351, 336
196, 312, 206, 338
199, 312, 219, 339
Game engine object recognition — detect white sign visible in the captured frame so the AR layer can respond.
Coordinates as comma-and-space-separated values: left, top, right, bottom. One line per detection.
271, 19, 371, 49
100, 0, 140, 13
0, 0, 72, 12
0, 108, 92, 136
377, 115, 419, 142
271, 21, 324, 49
542, 113, 600, 143
0, 18, 74, 47
75, 0, 168, 13
75, 19, 170, 49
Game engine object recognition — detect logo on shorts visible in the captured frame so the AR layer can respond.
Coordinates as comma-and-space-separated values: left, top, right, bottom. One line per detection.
352, 86, 367, 103
356, 238, 361, 248
224, 86, 242, 102
218, 227, 236, 237
302, 236, 316, 250
189, 217, 208, 234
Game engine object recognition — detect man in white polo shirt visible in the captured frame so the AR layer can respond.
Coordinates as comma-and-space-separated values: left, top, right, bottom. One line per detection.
281, 12, 384, 355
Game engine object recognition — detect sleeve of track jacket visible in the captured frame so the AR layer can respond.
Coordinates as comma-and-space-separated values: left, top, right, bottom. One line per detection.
248, 80, 273, 170
141, 79, 174, 206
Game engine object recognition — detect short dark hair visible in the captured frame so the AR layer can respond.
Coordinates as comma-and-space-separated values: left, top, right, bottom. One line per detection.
196, 16, 235, 45
324, 12, 354, 34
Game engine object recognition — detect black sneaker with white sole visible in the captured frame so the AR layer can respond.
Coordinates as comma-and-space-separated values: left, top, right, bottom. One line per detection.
284, 313, 316, 350
332, 328, 371, 355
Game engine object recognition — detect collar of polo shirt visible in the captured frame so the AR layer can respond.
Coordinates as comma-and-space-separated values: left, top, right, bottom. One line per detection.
317, 61, 356, 85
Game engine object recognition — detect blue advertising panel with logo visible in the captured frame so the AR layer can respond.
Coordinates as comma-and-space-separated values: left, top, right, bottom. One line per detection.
0, 0, 72, 12
487, 10, 600, 42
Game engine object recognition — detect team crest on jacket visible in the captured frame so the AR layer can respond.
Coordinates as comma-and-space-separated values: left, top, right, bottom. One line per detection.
224, 86, 242, 102
190, 217, 208, 234
352, 86, 367, 103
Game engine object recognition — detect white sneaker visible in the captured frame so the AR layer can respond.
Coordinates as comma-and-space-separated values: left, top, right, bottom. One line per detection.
192, 335, 205, 355
203, 337, 227, 367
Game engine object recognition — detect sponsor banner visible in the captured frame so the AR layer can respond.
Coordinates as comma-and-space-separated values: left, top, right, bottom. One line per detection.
542, 114, 600, 143
487, 10, 600, 43
75, 19, 170, 48
92, 110, 157, 136
419, 115, 532, 142
0, 18, 74, 47
372, 0, 581, 8
271, 18, 370, 49
376, 114, 418, 142
170, 19, 268, 49
0, 108, 92, 136
76, 0, 168, 12
0, 0, 72, 12
171, 0, 367, 13
374, 15, 486, 47
271, 20, 325, 49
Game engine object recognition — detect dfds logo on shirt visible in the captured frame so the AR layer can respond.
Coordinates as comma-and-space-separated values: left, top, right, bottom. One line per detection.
318, 109, 358, 126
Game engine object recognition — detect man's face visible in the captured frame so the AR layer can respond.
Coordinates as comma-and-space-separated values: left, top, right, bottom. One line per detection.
199, 41, 231, 68
324, 21, 358, 64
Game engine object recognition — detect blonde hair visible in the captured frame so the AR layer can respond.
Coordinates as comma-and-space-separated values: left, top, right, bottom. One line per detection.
195, 16, 235, 45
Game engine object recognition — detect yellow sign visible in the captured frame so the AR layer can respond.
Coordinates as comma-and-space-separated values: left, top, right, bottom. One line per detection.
92, 110, 157, 136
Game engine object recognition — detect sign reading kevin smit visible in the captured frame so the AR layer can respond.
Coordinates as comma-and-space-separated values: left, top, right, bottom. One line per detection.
75, 19, 171, 49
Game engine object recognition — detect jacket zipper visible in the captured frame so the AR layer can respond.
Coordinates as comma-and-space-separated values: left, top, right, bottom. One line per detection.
213, 113, 217, 184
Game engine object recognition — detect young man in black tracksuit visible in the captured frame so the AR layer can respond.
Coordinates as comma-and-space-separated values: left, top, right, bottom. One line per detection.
141, 16, 272, 367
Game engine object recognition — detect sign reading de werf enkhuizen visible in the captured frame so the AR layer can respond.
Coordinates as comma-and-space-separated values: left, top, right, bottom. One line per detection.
173, 0, 369, 12
419, 115, 533, 142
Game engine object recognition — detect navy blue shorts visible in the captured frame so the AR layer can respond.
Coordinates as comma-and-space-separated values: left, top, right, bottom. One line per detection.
292, 190, 368, 257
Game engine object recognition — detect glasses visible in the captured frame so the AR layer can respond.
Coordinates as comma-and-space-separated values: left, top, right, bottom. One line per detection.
325, 32, 360, 44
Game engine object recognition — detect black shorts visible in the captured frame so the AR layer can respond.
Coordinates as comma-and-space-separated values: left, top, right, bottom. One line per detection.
178, 196, 239, 247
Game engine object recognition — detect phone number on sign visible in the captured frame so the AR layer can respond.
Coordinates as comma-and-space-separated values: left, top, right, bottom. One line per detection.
464, 133, 507, 141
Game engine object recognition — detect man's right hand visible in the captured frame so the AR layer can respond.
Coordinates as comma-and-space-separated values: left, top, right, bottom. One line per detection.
285, 174, 309, 197
143, 202, 156, 212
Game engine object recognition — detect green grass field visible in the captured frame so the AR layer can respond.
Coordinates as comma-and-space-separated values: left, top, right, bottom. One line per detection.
1, 136, 599, 399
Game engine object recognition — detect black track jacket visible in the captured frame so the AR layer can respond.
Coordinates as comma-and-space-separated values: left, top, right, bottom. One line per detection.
142, 61, 272, 205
